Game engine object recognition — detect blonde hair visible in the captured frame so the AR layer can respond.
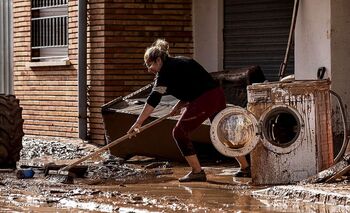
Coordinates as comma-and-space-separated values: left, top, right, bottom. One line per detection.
144, 39, 170, 63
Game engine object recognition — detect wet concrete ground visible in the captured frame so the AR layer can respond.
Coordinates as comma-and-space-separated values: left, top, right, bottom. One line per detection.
0, 136, 349, 212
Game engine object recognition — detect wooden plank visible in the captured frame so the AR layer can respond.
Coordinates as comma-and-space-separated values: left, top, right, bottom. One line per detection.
301, 154, 350, 184
325, 165, 350, 183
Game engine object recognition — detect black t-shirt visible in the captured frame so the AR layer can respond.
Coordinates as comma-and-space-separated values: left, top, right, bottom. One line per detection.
146, 56, 218, 108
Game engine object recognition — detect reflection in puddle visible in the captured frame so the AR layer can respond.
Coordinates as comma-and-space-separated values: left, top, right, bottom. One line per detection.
59, 198, 118, 212
1, 180, 350, 212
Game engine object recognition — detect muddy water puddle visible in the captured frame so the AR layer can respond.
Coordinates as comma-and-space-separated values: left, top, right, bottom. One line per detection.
1, 172, 349, 213
1, 136, 349, 212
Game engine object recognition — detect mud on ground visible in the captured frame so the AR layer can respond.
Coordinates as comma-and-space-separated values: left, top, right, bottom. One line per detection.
0, 136, 349, 212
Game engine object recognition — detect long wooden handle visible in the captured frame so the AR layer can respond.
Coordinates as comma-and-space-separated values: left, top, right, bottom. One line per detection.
61, 113, 171, 171
278, 0, 299, 79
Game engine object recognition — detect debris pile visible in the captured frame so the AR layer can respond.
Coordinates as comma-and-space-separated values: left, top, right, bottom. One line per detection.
18, 136, 172, 183
253, 184, 350, 206
20, 136, 95, 160
85, 160, 172, 183
87, 164, 144, 180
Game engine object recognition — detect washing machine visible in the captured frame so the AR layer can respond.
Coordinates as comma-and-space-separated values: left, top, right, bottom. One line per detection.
210, 80, 334, 184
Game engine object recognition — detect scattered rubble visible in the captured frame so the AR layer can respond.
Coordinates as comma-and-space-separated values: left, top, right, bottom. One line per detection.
252, 183, 350, 213
20, 136, 95, 161
0, 136, 349, 212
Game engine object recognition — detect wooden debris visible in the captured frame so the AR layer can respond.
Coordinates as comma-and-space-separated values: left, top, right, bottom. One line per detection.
300, 154, 350, 184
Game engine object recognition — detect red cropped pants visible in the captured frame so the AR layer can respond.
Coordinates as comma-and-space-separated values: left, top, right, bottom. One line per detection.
172, 87, 226, 156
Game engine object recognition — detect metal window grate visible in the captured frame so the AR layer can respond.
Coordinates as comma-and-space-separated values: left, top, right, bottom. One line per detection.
31, 0, 68, 61
31, 16, 68, 49
32, 0, 68, 9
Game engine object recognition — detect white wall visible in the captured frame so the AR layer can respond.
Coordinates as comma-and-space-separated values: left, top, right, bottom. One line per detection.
193, 0, 350, 125
330, 0, 350, 124
193, 0, 223, 72
295, 0, 350, 132
295, 0, 331, 80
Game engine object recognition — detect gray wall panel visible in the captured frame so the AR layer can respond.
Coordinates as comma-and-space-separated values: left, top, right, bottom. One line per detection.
0, 0, 13, 95
224, 0, 294, 81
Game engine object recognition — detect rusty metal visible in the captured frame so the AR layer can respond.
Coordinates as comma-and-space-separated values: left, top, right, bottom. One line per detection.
248, 80, 334, 185
210, 80, 334, 184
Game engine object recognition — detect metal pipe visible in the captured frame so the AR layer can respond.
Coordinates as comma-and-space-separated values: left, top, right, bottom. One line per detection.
0, 0, 13, 95
330, 90, 349, 164
7, 0, 13, 95
78, 0, 87, 140
0, 1, 5, 94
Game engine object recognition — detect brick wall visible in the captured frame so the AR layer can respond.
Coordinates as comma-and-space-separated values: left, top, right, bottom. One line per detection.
13, 0, 193, 144
89, 0, 193, 143
13, 0, 79, 138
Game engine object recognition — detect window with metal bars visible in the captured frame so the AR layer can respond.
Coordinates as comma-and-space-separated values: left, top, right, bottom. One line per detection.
31, 0, 68, 62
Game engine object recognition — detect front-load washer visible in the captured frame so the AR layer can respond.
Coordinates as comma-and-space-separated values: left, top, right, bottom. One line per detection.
210, 80, 334, 184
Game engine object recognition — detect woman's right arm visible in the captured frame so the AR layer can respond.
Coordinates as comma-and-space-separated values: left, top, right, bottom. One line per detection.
128, 74, 165, 134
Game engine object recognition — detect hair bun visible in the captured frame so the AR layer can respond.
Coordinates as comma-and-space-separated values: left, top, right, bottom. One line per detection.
144, 38, 170, 62
152, 39, 169, 54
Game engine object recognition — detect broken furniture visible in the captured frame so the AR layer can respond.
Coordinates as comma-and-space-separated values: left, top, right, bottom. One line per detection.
101, 66, 265, 162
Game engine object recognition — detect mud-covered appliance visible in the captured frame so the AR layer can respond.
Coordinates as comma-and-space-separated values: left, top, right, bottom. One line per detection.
210, 80, 334, 184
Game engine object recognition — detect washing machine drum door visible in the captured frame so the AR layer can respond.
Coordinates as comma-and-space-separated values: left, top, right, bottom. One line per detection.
210, 106, 260, 157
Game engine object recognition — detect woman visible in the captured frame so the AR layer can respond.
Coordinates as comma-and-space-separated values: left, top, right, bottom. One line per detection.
128, 39, 249, 182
